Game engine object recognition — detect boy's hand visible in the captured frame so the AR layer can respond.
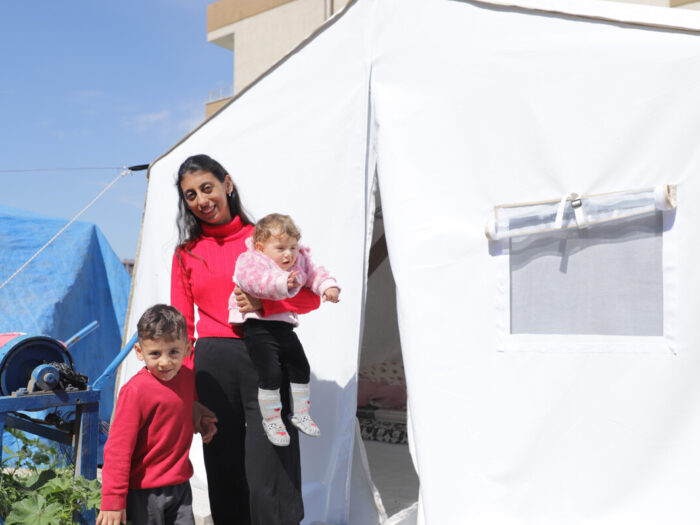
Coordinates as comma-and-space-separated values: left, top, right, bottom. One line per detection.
200, 415, 218, 444
322, 287, 340, 303
193, 401, 218, 444
287, 271, 300, 290
96, 509, 126, 525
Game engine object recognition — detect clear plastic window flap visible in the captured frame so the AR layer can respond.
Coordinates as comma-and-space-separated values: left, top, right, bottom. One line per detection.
487, 185, 677, 353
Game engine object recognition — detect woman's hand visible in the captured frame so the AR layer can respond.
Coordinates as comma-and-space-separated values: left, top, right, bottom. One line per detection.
234, 286, 262, 313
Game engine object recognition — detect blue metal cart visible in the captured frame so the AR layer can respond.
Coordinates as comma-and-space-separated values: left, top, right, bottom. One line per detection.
0, 322, 137, 525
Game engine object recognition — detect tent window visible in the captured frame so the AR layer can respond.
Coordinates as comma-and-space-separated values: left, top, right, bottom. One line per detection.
487, 185, 677, 343
509, 212, 663, 336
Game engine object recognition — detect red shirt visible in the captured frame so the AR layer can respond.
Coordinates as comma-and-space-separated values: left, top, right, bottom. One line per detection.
100, 367, 196, 510
171, 216, 320, 367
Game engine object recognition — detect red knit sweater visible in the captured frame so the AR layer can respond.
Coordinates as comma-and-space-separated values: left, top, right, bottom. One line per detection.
100, 367, 195, 510
171, 216, 320, 367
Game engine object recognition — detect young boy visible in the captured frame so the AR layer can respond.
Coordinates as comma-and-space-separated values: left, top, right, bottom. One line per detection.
97, 304, 216, 525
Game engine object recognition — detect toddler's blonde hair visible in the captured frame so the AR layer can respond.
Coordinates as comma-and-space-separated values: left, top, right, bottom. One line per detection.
253, 213, 301, 244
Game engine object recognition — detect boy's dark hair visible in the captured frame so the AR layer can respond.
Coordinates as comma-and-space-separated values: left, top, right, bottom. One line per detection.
137, 304, 187, 343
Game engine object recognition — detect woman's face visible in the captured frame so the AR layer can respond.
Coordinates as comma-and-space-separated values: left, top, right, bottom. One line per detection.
180, 169, 233, 225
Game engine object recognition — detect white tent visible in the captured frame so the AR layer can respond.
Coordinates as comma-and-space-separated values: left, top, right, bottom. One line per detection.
121, 0, 700, 523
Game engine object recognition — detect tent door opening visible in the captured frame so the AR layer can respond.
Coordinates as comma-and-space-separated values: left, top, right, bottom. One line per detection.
357, 186, 419, 518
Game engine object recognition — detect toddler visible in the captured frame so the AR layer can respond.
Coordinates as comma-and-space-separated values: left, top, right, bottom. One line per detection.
229, 213, 340, 446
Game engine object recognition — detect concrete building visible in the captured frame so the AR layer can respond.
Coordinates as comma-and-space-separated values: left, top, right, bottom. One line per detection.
205, 0, 352, 118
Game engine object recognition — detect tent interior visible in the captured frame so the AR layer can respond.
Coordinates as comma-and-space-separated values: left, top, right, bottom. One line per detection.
357, 186, 419, 517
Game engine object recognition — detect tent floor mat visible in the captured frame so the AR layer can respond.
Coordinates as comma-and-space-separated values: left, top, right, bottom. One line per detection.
358, 406, 407, 444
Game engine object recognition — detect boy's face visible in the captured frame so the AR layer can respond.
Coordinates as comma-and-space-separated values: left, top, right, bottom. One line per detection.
135, 336, 190, 382
256, 233, 299, 271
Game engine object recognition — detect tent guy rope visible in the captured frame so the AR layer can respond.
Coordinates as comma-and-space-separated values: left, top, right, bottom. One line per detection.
0, 167, 126, 173
0, 165, 146, 292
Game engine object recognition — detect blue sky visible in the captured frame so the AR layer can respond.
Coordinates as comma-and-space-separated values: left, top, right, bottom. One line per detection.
0, 0, 232, 260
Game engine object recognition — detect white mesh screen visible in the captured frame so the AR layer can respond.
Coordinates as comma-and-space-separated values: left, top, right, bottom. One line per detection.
509, 213, 663, 336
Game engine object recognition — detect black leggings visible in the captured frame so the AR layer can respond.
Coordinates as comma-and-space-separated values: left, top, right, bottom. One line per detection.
243, 320, 310, 390
193, 337, 303, 525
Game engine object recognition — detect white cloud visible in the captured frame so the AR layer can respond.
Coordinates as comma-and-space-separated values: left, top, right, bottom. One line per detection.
51, 128, 88, 140
177, 112, 204, 134
175, 100, 206, 135
123, 110, 171, 132
76, 89, 106, 99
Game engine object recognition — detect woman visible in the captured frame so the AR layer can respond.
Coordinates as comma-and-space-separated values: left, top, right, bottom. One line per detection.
171, 154, 320, 524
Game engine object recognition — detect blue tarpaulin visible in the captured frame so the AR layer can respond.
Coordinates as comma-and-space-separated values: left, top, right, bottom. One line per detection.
0, 205, 131, 462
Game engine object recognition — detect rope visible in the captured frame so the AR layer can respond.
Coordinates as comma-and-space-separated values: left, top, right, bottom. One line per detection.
0, 168, 131, 292
0, 167, 124, 173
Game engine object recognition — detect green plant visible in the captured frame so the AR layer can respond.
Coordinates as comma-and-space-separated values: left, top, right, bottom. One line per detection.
1, 428, 101, 524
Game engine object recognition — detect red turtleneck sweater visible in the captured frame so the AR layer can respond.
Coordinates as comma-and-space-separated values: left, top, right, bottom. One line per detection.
171, 216, 320, 367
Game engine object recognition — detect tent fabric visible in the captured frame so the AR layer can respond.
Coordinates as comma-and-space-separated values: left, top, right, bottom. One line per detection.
474, 0, 700, 32
0, 205, 131, 461
124, 0, 700, 523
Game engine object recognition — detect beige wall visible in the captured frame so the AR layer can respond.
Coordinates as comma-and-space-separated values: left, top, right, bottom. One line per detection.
204, 0, 368, 99
205, 97, 233, 119
208, 0, 326, 94
207, 0, 295, 32
331, 0, 353, 14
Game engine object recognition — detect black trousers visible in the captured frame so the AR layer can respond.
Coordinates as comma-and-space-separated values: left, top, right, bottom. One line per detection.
243, 320, 311, 390
194, 337, 303, 525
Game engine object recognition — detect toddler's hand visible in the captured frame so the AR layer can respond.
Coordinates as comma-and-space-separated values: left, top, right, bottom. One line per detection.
287, 271, 301, 290
323, 287, 340, 303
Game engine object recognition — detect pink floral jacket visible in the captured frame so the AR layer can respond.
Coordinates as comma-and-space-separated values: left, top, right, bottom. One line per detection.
228, 238, 338, 325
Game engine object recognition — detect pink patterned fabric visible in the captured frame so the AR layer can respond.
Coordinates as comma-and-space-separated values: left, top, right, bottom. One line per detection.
229, 238, 338, 325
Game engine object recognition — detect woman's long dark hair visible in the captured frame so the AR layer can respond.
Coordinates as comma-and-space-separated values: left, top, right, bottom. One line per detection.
175, 154, 253, 249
